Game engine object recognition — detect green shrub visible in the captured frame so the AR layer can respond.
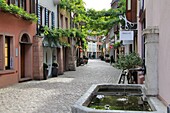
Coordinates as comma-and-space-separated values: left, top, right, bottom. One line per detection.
113, 52, 143, 70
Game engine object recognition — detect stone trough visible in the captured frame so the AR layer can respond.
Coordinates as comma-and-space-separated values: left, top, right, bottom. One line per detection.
72, 84, 166, 113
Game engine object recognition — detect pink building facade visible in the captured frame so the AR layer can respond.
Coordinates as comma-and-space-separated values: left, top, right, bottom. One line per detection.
0, 1, 36, 88
137, 0, 170, 105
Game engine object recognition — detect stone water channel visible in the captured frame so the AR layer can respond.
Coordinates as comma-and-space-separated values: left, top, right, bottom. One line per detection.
0, 59, 121, 113
72, 84, 167, 113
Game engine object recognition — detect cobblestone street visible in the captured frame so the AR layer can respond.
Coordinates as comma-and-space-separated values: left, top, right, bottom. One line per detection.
0, 59, 121, 113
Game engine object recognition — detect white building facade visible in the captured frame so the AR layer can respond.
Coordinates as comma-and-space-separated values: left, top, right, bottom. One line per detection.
38, 0, 58, 77
137, 0, 170, 105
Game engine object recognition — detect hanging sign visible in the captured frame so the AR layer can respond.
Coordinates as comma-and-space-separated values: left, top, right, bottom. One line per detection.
120, 31, 134, 40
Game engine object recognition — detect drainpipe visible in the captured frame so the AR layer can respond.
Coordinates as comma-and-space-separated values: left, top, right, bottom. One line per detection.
57, 5, 59, 28
36, 0, 39, 35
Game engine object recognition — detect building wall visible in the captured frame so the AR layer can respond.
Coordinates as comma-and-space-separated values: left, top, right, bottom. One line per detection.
58, 8, 71, 72
39, 0, 58, 28
138, 0, 170, 105
38, 0, 60, 76
158, 0, 170, 105
145, 0, 160, 27
0, 12, 36, 88
87, 36, 101, 58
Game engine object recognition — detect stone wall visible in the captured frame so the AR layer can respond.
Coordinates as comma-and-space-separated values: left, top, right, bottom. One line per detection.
33, 36, 44, 80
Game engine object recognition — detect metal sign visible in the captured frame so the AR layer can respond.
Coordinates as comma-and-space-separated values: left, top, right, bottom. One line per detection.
123, 40, 133, 45
120, 31, 134, 41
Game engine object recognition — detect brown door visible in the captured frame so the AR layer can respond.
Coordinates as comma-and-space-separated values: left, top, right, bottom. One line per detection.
63, 47, 66, 71
21, 44, 25, 78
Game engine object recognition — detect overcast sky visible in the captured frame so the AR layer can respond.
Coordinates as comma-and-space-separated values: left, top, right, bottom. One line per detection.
83, 0, 112, 11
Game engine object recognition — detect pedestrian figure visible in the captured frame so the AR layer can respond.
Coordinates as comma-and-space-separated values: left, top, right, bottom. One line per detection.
110, 55, 114, 65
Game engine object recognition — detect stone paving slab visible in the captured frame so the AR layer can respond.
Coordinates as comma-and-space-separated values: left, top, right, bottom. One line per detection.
0, 59, 121, 113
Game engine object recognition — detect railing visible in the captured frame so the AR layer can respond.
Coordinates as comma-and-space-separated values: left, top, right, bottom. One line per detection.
118, 67, 146, 84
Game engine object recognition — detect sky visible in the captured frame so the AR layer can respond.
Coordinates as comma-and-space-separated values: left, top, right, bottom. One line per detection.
83, 0, 112, 11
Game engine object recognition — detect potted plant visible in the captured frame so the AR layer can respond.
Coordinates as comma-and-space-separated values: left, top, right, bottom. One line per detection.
52, 62, 59, 77
105, 54, 110, 63
113, 52, 143, 84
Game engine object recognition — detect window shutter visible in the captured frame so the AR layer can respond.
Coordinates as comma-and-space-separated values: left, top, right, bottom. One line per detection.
37, 5, 41, 25
32, 0, 35, 13
45, 8, 49, 26
44, 8, 46, 25
51, 12, 55, 28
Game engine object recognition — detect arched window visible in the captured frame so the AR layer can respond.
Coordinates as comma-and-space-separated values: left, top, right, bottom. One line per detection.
20, 33, 31, 43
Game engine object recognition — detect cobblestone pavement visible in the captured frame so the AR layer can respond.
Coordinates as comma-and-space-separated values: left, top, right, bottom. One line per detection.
0, 59, 121, 113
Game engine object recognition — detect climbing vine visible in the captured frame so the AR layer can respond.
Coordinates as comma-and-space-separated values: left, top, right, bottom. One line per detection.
58, 0, 126, 49
41, 26, 87, 48
0, 0, 37, 22
59, 0, 126, 36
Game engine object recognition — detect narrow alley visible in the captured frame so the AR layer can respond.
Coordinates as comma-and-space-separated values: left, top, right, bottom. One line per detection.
0, 59, 121, 113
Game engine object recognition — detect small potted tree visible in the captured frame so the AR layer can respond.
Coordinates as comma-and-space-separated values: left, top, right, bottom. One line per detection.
113, 52, 143, 84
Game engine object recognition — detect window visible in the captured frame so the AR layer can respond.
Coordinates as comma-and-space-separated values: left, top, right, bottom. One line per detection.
37, 5, 43, 25
0, 36, 14, 70
44, 8, 50, 26
51, 12, 55, 28
140, 0, 144, 10
65, 17, 68, 29
60, 14, 63, 28
0, 35, 14, 70
5, 37, 10, 69
48, 11, 50, 27
15, 0, 19, 6
7, 0, 15, 5
19, 0, 26, 10
7, 0, 26, 11
127, 0, 131, 10
29, 0, 35, 13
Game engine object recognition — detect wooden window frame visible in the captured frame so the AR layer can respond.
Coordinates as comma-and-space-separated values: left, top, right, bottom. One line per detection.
0, 35, 14, 71
5, 36, 10, 70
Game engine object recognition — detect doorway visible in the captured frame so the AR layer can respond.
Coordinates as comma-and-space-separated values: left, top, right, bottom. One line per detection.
20, 34, 32, 81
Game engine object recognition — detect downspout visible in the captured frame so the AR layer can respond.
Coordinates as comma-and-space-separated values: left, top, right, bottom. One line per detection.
57, 5, 59, 28
36, 0, 39, 35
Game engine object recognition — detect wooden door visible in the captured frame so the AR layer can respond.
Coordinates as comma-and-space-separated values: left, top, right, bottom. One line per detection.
21, 44, 25, 78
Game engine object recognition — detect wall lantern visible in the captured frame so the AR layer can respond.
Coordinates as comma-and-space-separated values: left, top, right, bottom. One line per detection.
53, 0, 60, 5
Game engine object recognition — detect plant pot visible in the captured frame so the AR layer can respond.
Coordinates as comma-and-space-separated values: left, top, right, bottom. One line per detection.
52, 67, 58, 77
43, 68, 48, 80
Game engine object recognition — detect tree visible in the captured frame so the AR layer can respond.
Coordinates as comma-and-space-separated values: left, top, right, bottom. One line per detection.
58, 0, 126, 48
